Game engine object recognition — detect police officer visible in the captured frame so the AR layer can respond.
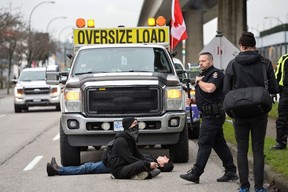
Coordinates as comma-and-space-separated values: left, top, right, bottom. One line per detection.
180, 52, 238, 184
272, 53, 288, 150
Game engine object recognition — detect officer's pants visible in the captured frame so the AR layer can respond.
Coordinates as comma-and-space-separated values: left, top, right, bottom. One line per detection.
192, 114, 236, 176
275, 90, 288, 145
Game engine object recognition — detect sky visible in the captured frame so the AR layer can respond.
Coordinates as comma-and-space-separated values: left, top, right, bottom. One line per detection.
0, 0, 288, 44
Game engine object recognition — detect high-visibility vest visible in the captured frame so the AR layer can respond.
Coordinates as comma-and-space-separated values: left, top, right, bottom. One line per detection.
275, 54, 288, 86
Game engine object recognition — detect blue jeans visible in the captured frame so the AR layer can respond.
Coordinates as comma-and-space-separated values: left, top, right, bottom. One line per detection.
59, 161, 111, 175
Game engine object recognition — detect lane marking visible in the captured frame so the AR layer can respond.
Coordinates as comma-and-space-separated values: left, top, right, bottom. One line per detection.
23, 155, 43, 171
53, 133, 60, 141
0, 114, 5, 118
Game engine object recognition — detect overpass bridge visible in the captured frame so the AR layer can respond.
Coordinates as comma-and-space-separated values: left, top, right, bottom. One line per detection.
138, 0, 247, 66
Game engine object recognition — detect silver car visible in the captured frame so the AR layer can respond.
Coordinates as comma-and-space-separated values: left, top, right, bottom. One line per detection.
14, 67, 61, 113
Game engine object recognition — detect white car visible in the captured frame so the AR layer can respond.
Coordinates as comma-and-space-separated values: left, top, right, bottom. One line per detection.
13, 67, 61, 113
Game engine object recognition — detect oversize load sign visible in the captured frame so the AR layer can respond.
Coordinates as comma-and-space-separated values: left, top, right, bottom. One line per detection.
73, 27, 169, 45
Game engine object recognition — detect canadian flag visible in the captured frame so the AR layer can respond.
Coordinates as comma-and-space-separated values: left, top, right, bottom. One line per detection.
170, 0, 188, 50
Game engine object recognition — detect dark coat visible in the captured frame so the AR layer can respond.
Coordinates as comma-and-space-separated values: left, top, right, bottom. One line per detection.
223, 51, 278, 95
109, 131, 150, 175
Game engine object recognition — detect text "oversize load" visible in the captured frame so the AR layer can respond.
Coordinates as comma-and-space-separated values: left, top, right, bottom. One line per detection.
73, 27, 169, 45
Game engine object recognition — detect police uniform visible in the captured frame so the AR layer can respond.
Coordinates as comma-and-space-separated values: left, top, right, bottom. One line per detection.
274, 54, 288, 149
191, 66, 237, 177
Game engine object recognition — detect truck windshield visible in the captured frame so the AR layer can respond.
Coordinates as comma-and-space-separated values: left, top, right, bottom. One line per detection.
19, 70, 46, 81
72, 47, 172, 76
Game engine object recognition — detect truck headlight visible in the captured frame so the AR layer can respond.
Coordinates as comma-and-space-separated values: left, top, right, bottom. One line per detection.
166, 87, 184, 110
64, 88, 82, 112
15, 87, 24, 97
51, 86, 60, 96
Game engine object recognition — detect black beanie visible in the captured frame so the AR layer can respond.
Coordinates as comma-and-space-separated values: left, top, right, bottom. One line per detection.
238, 32, 256, 47
122, 117, 136, 130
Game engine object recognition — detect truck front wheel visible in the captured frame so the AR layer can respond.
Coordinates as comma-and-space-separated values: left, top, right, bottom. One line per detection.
60, 124, 81, 166
169, 123, 189, 163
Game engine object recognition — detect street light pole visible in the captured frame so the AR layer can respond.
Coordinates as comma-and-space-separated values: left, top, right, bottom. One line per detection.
264, 16, 287, 53
46, 16, 67, 33
28, 1, 55, 68
28, 1, 55, 32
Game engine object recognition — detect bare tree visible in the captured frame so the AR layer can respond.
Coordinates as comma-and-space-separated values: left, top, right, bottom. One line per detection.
0, 11, 25, 93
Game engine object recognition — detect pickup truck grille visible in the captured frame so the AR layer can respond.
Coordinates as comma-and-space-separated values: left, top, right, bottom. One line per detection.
24, 87, 50, 95
85, 86, 162, 116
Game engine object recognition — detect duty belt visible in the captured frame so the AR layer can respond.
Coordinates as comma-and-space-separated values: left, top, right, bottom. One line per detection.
201, 102, 224, 116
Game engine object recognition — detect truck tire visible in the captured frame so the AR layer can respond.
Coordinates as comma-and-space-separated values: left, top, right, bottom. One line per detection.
188, 121, 200, 139
60, 124, 81, 166
169, 123, 189, 163
14, 104, 22, 113
55, 104, 61, 111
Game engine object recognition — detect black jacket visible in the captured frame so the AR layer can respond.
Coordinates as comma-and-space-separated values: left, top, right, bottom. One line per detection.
109, 131, 150, 175
223, 51, 278, 95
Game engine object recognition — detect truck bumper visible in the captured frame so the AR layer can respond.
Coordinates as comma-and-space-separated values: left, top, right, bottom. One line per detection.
61, 111, 186, 146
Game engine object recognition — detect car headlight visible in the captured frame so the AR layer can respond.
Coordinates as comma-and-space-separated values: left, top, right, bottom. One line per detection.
51, 86, 60, 96
166, 87, 184, 110
15, 87, 24, 97
64, 88, 82, 112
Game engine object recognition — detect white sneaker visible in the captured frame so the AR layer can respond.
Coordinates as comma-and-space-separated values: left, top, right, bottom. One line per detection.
131, 171, 149, 180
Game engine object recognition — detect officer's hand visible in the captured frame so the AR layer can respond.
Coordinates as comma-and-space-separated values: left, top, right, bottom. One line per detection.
195, 76, 204, 84
186, 98, 192, 105
271, 94, 277, 104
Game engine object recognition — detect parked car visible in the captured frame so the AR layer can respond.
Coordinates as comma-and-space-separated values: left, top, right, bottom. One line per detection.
13, 67, 61, 113
173, 58, 200, 139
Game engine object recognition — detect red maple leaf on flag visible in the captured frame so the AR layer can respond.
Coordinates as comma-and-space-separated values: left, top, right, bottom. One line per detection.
170, 0, 188, 50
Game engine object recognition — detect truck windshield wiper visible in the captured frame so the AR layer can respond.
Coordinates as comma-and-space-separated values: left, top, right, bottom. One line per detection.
74, 71, 93, 75
124, 70, 151, 72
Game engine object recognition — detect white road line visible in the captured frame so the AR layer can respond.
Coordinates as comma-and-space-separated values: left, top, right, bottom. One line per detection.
23, 156, 43, 171
0, 114, 5, 118
53, 133, 60, 141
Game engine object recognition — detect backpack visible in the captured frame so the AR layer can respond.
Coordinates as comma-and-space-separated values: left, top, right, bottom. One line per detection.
223, 59, 272, 118
101, 139, 115, 168
223, 86, 272, 118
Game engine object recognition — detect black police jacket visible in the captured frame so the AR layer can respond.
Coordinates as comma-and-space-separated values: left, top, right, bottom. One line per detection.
195, 66, 224, 109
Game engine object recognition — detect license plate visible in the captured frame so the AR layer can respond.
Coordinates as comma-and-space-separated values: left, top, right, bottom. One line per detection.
33, 98, 41, 102
114, 121, 124, 131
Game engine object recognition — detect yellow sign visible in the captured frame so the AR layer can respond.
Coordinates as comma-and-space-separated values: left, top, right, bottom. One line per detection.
73, 27, 169, 45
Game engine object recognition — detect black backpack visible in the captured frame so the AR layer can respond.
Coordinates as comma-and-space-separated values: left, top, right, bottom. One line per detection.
102, 139, 115, 168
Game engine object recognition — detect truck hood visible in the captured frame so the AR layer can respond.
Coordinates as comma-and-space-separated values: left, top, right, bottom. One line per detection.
65, 72, 180, 88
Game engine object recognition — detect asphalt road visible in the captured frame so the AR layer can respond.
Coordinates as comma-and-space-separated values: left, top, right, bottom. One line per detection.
0, 94, 243, 192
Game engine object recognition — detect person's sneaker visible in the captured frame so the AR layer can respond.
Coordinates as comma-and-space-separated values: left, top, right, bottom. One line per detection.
150, 169, 161, 178
131, 171, 149, 180
239, 187, 249, 192
255, 188, 266, 192
51, 157, 60, 169
216, 171, 238, 182
46, 163, 59, 176
179, 172, 199, 184
271, 143, 286, 150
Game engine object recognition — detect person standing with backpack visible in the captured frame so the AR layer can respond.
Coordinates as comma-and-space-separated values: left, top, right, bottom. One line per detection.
223, 32, 278, 192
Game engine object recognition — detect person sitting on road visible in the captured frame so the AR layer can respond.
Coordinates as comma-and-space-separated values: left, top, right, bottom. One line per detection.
109, 117, 167, 180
